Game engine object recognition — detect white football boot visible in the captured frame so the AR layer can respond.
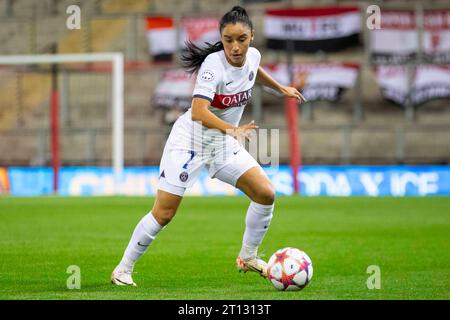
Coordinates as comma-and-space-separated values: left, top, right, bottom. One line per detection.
236, 256, 268, 278
111, 268, 137, 286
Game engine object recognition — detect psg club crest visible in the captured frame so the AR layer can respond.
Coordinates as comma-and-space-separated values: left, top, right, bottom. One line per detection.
179, 171, 189, 182
249, 71, 254, 81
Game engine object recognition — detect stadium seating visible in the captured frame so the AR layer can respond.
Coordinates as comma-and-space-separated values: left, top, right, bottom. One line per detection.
0, 0, 449, 166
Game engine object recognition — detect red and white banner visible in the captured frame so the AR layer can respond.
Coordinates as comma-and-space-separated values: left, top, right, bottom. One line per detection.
375, 65, 450, 106
264, 7, 361, 52
263, 63, 359, 101
146, 17, 177, 61
153, 69, 195, 109
370, 9, 450, 64
180, 16, 220, 48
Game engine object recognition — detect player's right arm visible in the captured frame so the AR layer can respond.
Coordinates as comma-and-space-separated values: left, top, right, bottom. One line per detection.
191, 97, 257, 141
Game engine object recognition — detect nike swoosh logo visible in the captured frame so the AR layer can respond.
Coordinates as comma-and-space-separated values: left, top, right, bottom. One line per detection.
233, 150, 240, 155
137, 241, 149, 247
226, 81, 233, 86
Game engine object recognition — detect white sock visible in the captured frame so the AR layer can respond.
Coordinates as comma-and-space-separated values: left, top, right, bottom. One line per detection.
116, 211, 163, 272
239, 201, 274, 260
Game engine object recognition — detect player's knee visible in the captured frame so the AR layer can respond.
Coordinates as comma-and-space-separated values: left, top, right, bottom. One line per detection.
153, 207, 177, 226
254, 185, 275, 205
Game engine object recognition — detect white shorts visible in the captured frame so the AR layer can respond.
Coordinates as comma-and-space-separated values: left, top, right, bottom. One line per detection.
157, 139, 260, 197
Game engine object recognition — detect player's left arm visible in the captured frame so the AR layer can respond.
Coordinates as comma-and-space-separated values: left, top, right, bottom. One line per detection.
256, 66, 306, 103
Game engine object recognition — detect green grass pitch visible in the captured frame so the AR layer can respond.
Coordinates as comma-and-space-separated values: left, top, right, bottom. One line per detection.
0, 196, 449, 300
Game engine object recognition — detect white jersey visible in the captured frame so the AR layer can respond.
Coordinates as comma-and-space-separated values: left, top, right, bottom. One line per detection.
160, 47, 261, 188
172, 47, 261, 146
191, 46, 261, 126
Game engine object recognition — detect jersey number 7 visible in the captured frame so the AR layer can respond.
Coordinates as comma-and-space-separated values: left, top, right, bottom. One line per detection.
182, 150, 197, 169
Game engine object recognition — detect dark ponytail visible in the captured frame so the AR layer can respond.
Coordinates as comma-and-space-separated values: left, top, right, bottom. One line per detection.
180, 41, 224, 74
180, 6, 253, 74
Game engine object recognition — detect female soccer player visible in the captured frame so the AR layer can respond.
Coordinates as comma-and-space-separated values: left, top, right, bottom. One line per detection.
112, 6, 305, 286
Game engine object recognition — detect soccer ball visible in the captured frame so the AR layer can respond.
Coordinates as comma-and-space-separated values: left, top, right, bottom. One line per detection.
267, 247, 313, 291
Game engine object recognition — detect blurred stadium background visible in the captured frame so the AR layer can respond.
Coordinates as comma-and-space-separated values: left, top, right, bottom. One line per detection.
1, 0, 450, 301
0, 0, 449, 196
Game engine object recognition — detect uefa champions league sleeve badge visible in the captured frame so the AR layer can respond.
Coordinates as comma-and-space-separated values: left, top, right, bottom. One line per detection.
201, 70, 215, 81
